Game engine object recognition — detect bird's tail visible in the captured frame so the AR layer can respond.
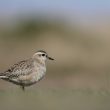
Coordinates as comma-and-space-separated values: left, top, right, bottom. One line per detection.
0, 73, 7, 78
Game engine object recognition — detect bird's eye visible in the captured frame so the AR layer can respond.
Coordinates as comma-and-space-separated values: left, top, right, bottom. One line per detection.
42, 54, 45, 56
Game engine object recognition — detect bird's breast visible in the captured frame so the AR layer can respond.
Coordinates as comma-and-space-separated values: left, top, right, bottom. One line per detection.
33, 65, 46, 82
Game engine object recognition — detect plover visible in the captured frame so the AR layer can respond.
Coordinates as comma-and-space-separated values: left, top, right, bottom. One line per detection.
0, 50, 54, 90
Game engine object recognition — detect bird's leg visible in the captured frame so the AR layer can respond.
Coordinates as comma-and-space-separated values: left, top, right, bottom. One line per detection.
22, 86, 25, 91
20, 85, 25, 91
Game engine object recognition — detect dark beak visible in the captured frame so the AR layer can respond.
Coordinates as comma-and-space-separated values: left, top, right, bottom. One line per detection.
48, 56, 54, 60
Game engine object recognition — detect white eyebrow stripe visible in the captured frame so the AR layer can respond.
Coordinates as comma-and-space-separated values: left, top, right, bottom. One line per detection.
35, 52, 43, 55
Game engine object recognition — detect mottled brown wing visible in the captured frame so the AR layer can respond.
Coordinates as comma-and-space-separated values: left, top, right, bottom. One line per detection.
3, 59, 34, 79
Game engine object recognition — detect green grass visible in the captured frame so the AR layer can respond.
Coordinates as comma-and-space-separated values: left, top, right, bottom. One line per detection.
0, 87, 110, 110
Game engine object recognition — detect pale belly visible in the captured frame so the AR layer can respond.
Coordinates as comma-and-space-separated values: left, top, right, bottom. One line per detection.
31, 70, 46, 82
6, 68, 46, 86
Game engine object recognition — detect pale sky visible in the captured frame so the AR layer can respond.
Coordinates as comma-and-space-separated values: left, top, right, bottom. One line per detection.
0, 0, 110, 16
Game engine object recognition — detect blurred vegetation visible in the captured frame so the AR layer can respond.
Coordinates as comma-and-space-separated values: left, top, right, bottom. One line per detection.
0, 13, 110, 110
0, 15, 110, 91
0, 17, 66, 41
0, 88, 110, 110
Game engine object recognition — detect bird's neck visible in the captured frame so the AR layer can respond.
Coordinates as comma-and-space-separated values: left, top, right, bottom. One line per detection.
34, 58, 46, 67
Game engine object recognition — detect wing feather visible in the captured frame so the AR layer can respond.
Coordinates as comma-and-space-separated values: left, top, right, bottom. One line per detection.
3, 58, 34, 78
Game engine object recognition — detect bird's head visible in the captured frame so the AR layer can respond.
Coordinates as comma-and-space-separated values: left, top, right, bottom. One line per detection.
32, 50, 54, 64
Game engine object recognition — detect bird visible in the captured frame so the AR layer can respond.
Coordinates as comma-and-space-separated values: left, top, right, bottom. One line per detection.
0, 50, 54, 90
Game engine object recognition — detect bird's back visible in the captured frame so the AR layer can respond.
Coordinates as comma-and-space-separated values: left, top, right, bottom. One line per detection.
0, 58, 35, 85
